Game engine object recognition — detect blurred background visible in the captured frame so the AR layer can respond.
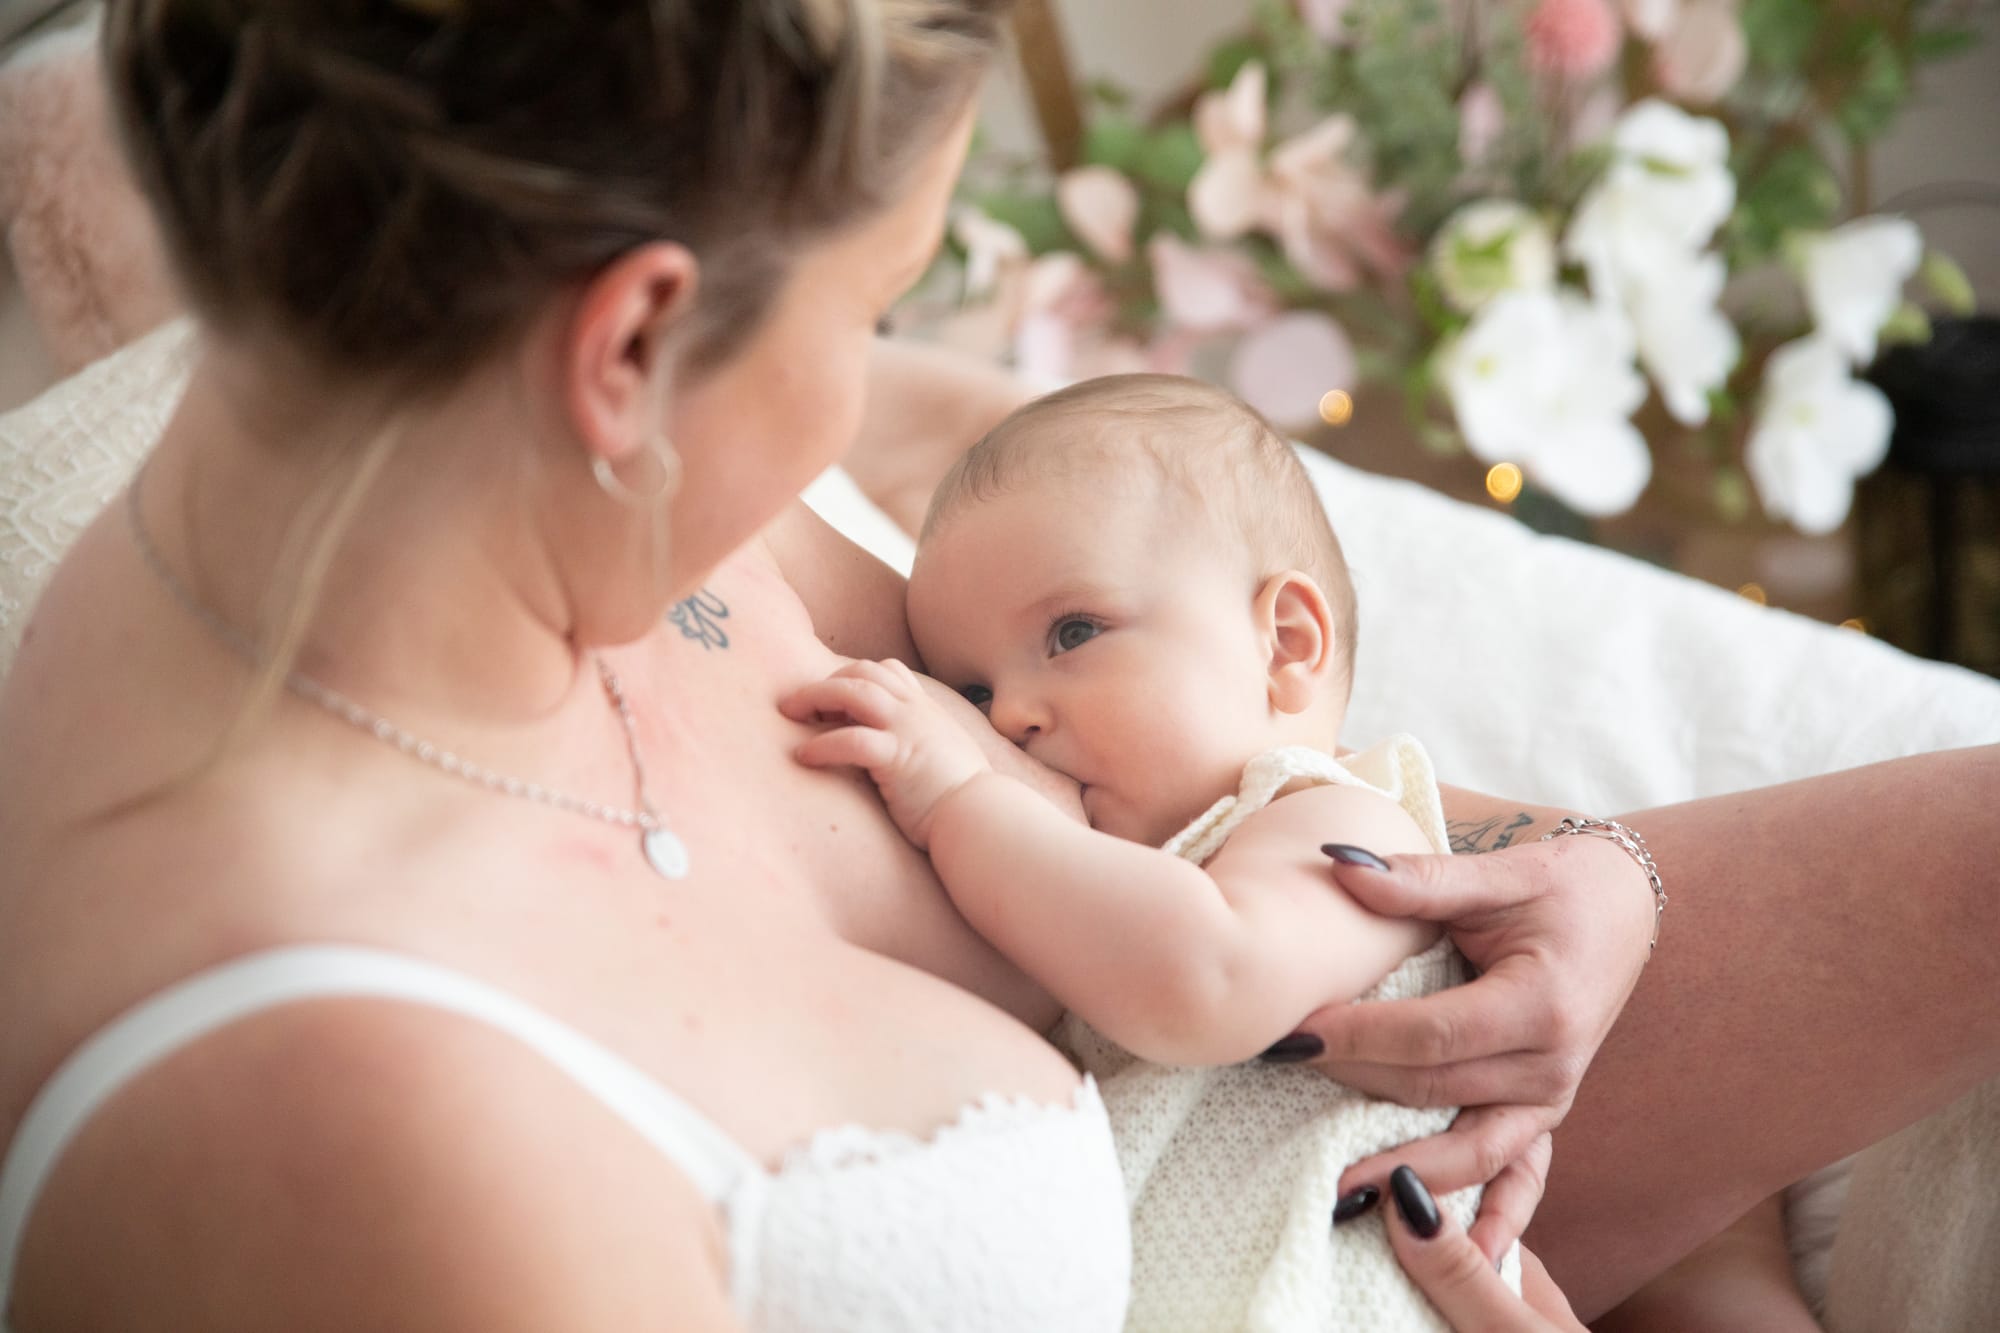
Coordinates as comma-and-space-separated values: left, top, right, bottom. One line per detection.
923, 0, 2000, 677
2, 0, 1996, 674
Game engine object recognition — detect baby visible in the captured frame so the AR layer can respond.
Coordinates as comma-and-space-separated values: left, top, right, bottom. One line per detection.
784, 374, 1520, 1330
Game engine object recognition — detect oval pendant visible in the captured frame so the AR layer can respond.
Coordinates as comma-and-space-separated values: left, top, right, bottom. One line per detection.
643, 828, 691, 880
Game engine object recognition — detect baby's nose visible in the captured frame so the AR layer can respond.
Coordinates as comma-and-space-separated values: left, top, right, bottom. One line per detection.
988, 693, 1049, 748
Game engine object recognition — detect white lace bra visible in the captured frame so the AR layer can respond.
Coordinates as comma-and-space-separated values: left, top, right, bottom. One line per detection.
0, 946, 1132, 1331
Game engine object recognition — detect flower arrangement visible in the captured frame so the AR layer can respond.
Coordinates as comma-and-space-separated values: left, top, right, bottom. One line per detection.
914, 0, 1985, 534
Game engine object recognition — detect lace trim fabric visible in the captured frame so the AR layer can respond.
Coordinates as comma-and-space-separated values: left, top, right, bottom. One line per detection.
774, 1077, 1105, 1176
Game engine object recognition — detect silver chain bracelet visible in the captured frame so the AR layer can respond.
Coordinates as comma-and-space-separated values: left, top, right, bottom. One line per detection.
1540, 816, 1668, 953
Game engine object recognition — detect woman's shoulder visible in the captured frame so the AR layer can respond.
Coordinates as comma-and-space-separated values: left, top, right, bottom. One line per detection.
6, 986, 738, 1329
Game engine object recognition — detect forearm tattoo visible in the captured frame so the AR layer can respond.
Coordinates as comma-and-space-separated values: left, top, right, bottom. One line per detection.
1448, 811, 1536, 855
668, 588, 731, 650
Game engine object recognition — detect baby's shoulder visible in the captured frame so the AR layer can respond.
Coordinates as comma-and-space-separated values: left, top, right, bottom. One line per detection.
1225, 777, 1433, 863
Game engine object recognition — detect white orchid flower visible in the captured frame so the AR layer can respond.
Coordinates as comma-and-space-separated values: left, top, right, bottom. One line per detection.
1441, 288, 1653, 515
1746, 337, 1894, 534
1799, 216, 1923, 366
1565, 99, 1735, 299
1429, 199, 1557, 314
1626, 250, 1740, 426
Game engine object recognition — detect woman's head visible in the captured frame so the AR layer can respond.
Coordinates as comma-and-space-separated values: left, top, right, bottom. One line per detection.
104, 0, 1002, 642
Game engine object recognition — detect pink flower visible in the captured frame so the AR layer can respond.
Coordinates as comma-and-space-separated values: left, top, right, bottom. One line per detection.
1458, 82, 1506, 167
1186, 62, 1410, 294
1228, 311, 1358, 426
1267, 117, 1412, 290
951, 207, 1027, 299
1147, 234, 1277, 334
1012, 251, 1117, 385
1526, 0, 1623, 80
1189, 62, 1272, 241
1056, 165, 1140, 264
1653, 0, 1747, 104
1294, 0, 1353, 43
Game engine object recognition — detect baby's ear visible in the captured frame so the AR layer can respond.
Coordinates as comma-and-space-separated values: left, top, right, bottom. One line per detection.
1256, 571, 1337, 715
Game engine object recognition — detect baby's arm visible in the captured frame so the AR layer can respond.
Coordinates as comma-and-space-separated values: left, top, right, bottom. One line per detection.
932, 775, 1438, 1064
780, 660, 1438, 1066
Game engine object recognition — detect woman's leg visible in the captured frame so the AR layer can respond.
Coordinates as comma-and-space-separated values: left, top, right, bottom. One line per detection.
1591, 1194, 1822, 1333
1528, 744, 2000, 1319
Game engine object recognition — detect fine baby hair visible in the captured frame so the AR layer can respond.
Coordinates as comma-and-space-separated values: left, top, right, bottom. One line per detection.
925, 371, 1360, 694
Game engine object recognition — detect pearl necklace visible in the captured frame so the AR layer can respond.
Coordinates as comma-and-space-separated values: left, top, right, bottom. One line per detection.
124, 467, 691, 880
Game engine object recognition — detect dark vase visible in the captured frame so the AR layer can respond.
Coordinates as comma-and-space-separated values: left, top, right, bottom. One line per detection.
1858, 315, 2000, 677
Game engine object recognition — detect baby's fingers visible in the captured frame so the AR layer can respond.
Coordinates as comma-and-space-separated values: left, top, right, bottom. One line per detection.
795, 726, 900, 773
778, 674, 901, 729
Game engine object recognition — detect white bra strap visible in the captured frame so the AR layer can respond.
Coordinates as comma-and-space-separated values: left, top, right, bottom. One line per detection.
0, 945, 766, 1301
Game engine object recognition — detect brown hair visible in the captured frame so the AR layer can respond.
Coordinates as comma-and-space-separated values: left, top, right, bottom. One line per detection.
104, 0, 1009, 390
926, 373, 1361, 692
100, 0, 1007, 774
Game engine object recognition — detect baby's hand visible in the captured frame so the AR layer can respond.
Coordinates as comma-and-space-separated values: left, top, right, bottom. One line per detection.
779, 659, 993, 849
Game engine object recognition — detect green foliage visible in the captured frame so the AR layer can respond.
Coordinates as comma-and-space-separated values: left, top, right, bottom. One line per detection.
1328, 0, 1469, 236
1878, 301, 1933, 347
1136, 124, 1207, 194
1081, 115, 1148, 175
973, 193, 1073, 255
1835, 23, 1910, 142
1742, 0, 1818, 76
1921, 251, 1977, 316
1912, 26, 1982, 64
1726, 145, 1841, 265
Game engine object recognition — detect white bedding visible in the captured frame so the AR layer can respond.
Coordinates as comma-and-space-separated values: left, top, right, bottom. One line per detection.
6, 320, 2000, 1317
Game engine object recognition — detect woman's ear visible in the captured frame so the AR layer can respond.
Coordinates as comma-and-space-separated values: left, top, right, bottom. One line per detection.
561, 242, 700, 468
1255, 570, 1337, 715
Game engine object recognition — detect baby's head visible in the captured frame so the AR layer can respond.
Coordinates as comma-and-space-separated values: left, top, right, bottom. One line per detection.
909, 373, 1358, 845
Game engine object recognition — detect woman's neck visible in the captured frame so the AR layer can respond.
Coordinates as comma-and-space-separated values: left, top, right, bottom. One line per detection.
140, 351, 591, 740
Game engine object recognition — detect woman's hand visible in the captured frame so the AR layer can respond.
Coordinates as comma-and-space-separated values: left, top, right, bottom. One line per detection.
1290, 835, 1654, 1259
1384, 1166, 1588, 1332
780, 658, 995, 848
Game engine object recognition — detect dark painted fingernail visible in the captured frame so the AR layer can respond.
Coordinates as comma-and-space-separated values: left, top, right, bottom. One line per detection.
1390, 1165, 1441, 1239
1332, 1185, 1379, 1225
1258, 1033, 1324, 1064
1322, 843, 1388, 870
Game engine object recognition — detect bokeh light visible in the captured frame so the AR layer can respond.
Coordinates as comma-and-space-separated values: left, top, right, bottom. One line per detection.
1840, 617, 1869, 633
1317, 389, 1355, 427
1484, 462, 1524, 504
1737, 583, 1768, 605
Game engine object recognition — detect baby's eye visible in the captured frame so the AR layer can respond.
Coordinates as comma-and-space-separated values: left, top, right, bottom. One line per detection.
958, 683, 993, 711
1051, 618, 1100, 654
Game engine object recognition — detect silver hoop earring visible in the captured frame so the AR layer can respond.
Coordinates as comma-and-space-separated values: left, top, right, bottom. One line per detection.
592, 435, 682, 507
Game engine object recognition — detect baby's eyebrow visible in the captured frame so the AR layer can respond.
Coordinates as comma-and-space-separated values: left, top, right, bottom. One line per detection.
1026, 581, 1105, 618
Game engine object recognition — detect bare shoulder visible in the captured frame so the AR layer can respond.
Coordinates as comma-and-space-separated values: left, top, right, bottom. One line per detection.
11, 998, 740, 1332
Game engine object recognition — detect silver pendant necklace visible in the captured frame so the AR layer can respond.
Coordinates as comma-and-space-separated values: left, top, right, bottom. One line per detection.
125, 466, 691, 881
